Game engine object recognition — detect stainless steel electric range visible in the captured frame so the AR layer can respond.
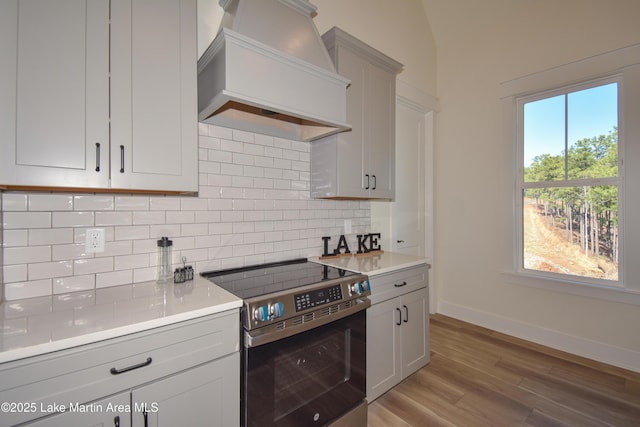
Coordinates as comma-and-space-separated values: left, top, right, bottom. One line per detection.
201, 258, 371, 427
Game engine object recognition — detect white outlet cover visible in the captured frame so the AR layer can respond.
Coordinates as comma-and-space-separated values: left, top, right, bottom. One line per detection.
86, 228, 105, 253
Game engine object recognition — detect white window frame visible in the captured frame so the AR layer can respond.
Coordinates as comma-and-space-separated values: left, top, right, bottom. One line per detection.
515, 76, 623, 288
500, 43, 640, 305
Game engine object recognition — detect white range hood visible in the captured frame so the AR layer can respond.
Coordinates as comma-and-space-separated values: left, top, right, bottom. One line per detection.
197, 0, 351, 142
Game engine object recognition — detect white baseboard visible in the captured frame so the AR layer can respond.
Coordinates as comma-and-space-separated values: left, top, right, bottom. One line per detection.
437, 301, 640, 374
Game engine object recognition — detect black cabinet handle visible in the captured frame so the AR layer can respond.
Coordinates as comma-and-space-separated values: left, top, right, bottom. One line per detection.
143, 409, 149, 427
114, 415, 120, 427
372, 174, 377, 190
95, 143, 101, 172
365, 174, 370, 190
119, 145, 125, 173
394, 281, 407, 288
396, 308, 402, 326
403, 305, 409, 323
397, 240, 405, 243
110, 357, 152, 375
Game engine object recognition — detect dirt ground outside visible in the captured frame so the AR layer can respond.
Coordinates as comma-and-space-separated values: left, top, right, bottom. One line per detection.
523, 200, 618, 280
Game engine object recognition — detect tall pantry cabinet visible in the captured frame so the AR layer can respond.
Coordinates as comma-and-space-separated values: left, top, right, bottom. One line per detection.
0, 0, 198, 193
311, 27, 402, 199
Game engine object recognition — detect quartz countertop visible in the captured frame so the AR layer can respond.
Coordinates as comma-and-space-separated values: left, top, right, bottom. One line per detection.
309, 251, 430, 276
0, 276, 242, 364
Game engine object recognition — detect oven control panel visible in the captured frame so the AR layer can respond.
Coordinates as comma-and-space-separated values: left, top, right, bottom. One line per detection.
294, 284, 343, 312
244, 273, 370, 330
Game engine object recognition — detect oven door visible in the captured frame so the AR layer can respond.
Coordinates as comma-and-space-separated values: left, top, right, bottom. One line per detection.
244, 310, 366, 427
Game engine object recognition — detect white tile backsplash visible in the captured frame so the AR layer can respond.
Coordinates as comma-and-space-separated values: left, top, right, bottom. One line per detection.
1, 124, 371, 300
73, 195, 115, 211
28, 194, 73, 211
3, 212, 51, 229
53, 275, 95, 294
52, 212, 93, 228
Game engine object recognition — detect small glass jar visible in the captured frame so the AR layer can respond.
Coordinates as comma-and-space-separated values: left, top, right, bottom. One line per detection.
156, 237, 173, 284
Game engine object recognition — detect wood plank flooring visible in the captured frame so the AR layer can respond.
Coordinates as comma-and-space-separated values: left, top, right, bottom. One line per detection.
367, 314, 640, 426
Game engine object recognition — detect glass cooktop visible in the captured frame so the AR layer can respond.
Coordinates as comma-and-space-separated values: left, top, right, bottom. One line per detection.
200, 258, 358, 299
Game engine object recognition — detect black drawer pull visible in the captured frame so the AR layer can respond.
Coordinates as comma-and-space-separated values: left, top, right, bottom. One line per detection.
114, 415, 120, 427
110, 357, 152, 375
394, 281, 408, 288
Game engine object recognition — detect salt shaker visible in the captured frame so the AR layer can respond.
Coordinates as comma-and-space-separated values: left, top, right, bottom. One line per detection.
156, 237, 173, 284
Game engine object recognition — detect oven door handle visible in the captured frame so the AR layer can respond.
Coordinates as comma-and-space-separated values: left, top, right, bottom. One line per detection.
245, 298, 371, 348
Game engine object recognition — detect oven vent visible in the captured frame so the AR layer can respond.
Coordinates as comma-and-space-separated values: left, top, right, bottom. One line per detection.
319, 304, 338, 318
289, 312, 315, 327
274, 300, 360, 331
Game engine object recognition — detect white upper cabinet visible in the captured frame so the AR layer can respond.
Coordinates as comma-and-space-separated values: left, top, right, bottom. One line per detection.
0, 0, 110, 188
110, 0, 198, 192
0, 0, 198, 193
311, 27, 402, 199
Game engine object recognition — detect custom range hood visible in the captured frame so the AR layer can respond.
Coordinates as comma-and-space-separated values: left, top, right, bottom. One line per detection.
198, 0, 351, 142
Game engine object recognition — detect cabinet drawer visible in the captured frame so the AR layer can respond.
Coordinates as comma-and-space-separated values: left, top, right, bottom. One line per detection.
368, 265, 428, 305
0, 310, 239, 426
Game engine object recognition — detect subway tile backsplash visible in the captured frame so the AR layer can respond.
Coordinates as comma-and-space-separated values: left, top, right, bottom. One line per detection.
0, 124, 371, 301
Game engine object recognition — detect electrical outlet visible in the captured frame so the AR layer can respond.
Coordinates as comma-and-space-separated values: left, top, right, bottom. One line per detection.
86, 228, 105, 253
344, 219, 352, 234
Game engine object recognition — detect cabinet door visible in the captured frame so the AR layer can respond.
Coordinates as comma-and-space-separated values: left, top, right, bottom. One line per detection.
400, 287, 430, 377
0, 0, 109, 187
365, 64, 395, 198
335, 47, 368, 198
131, 353, 239, 427
110, 0, 198, 192
393, 101, 426, 254
25, 392, 131, 427
366, 297, 401, 402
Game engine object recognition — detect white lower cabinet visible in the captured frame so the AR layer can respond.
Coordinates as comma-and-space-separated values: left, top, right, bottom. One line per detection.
1, 310, 239, 427
366, 265, 430, 402
24, 392, 131, 427
23, 355, 238, 427
130, 354, 238, 427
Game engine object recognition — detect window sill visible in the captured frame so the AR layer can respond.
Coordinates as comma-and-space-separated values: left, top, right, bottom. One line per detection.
502, 270, 640, 306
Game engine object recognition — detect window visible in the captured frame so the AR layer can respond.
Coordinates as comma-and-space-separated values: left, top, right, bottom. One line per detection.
516, 78, 621, 286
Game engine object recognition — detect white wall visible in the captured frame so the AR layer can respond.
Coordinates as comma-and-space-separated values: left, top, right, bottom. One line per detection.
425, 0, 640, 371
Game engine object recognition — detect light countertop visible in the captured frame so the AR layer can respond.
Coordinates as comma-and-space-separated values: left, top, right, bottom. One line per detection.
0, 276, 242, 364
309, 251, 430, 276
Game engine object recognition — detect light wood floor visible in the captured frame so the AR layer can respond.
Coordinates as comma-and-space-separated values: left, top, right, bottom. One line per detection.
368, 314, 640, 426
